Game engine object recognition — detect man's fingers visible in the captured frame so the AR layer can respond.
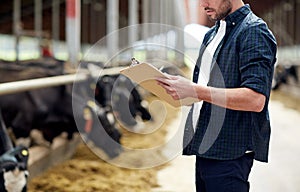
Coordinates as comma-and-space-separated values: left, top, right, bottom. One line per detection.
156, 77, 181, 100
162, 73, 173, 78
157, 80, 169, 89
163, 73, 179, 80
157, 80, 173, 92
156, 77, 171, 86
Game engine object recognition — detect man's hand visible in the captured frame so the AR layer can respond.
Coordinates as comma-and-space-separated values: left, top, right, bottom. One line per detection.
156, 73, 266, 112
156, 73, 198, 100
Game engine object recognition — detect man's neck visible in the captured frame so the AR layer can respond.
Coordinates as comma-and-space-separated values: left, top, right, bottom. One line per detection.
220, 0, 245, 21
230, 0, 245, 15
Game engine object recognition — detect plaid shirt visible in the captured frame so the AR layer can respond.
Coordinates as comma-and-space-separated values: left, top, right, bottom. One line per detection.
183, 5, 277, 162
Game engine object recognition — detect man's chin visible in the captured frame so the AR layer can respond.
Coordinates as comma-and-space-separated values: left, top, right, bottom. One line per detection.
207, 16, 218, 22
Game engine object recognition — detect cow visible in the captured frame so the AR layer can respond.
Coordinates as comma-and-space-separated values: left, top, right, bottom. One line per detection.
0, 110, 29, 192
0, 85, 123, 159
53, 85, 123, 158
95, 74, 152, 130
0, 86, 68, 146
0, 60, 123, 158
0, 59, 66, 146
93, 64, 184, 130
272, 65, 299, 90
0, 145, 29, 192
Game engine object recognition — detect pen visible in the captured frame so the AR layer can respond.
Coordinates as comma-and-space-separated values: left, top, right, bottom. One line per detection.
158, 66, 164, 72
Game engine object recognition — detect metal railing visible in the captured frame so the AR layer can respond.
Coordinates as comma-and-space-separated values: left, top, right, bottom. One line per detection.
0, 72, 88, 96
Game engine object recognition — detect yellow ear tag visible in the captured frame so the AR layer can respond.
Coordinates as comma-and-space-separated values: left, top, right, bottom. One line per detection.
21, 149, 29, 156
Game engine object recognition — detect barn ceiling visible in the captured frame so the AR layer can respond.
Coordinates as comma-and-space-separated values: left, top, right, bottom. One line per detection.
0, 0, 285, 34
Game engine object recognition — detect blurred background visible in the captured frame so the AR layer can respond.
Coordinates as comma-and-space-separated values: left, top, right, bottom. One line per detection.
1, 0, 299, 66
0, 0, 299, 192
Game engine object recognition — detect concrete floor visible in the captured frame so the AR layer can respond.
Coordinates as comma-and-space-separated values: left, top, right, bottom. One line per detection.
153, 100, 300, 192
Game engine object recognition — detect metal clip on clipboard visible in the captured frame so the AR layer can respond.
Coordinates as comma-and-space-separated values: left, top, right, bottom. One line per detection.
131, 58, 140, 67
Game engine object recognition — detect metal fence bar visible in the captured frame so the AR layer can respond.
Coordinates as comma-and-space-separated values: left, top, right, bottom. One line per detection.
0, 65, 127, 96
0, 73, 88, 96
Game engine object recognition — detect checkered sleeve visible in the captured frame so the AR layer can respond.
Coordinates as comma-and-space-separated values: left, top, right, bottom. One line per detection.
239, 22, 277, 97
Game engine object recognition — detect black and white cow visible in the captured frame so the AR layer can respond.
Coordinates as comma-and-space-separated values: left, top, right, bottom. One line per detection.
95, 74, 152, 129
0, 86, 68, 146
0, 60, 123, 158
93, 64, 184, 129
0, 110, 29, 192
0, 145, 29, 192
0, 85, 123, 158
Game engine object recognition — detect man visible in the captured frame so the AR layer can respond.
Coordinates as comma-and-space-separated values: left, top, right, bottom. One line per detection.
156, 0, 277, 191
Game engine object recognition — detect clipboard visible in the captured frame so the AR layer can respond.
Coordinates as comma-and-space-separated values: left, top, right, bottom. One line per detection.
120, 62, 199, 107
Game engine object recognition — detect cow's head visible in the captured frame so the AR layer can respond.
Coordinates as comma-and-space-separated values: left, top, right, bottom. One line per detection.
81, 102, 123, 159
0, 146, 29, 192
95, 74, 152, 130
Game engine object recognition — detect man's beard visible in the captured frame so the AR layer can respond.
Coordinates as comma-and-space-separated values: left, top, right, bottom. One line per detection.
207, 0, 232, 21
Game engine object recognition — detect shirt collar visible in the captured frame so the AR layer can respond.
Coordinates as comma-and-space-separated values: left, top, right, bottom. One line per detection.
223, 4, 251, 27
205, 5, 251, 45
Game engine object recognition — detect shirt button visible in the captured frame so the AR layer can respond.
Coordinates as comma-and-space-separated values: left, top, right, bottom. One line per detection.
232, 22, 235, 25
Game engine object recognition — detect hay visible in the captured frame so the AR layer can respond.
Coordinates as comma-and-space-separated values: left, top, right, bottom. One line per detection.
28, 96, 179, 192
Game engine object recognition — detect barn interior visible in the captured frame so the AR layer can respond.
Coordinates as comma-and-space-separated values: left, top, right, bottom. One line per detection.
0, 0, 300, 192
